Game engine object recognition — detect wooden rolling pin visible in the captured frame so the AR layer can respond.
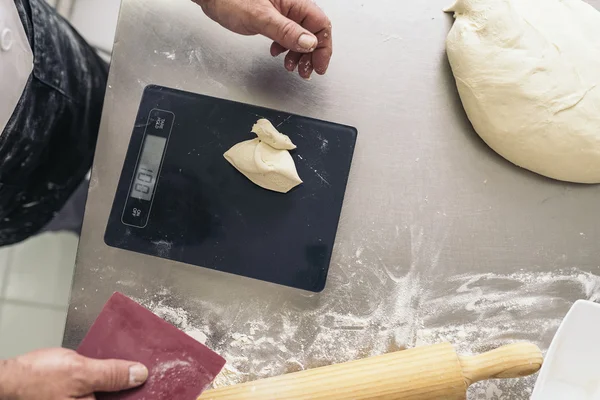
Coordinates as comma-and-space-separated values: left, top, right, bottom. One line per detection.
199, 342, 542, 400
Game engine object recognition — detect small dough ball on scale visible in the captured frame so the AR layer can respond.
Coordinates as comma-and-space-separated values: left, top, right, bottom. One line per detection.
224, 120, 303, 193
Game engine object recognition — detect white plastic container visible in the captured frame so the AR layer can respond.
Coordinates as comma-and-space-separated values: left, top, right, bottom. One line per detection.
531, 300, 600, 400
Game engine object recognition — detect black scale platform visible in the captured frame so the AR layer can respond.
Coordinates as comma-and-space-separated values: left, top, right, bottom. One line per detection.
105, 85, 357, 292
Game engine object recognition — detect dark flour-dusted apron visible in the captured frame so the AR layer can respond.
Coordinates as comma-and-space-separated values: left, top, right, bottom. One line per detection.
0, 0, 108, 246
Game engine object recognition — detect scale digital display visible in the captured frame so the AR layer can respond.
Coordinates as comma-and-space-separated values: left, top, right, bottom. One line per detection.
121, 108, 174, 228
130, 135, 166, 201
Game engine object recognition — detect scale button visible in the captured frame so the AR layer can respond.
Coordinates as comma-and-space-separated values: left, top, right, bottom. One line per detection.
1, 29, 13, 52
124, 204, 149, 227
148, 109, 175, 136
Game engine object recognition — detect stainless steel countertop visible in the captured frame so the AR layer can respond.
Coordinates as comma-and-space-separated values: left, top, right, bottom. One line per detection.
64, 0, 600, 398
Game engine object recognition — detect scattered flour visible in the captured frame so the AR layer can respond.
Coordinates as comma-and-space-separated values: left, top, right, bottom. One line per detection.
133, 226, 600, 400
160, 51, 176, 60
186, 329, 208, 345
152, 360, 192, 382
152, 240, 173, 257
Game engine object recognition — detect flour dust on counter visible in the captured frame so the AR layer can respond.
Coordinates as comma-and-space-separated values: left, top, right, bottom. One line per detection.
418, 269, 600, 351
418, 268, 600, 400
131, 224, 443, 388
131, 229, 600, 400
135, 271, 423, 388
122, 204, 600, 400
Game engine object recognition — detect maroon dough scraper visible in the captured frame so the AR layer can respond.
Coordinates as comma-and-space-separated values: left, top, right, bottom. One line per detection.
77, 292, 226, 399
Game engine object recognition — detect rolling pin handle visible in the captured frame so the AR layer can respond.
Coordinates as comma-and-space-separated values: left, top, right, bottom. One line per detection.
459, 342, 543, 387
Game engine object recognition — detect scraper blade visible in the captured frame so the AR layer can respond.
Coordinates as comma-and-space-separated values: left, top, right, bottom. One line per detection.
77, 292, 225, 399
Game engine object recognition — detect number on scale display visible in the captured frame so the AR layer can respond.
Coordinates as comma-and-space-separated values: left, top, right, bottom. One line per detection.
130, 134, 167, 201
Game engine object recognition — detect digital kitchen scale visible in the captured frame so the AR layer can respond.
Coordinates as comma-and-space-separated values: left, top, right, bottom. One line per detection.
105, 85, 357, 292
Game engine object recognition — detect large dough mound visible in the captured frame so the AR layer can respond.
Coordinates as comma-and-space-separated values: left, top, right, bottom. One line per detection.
445, 0, 600, 183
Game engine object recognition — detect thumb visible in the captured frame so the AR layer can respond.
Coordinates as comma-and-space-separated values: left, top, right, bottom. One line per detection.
258, 9, 317, 53
84, 358, 148, 392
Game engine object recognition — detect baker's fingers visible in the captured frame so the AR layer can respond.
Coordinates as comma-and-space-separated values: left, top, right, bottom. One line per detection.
298, 53, 314, 79
285, 51, 303, 72
255, 8, 317, 53
83, 358, 148, 393
270, 42, 288, 57
312, 27, 333, 75
281, 0, 333, 75
283, 0, 331, 34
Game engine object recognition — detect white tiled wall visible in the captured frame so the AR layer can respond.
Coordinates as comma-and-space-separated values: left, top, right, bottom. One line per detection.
0, 0, 121, 360
69, 0, 122, 52
0, 233, 77, 359
45, 0, 122, 52
0, 301, 71, 358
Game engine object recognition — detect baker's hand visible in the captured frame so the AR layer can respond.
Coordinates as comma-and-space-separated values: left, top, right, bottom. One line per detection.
194, 0, 332, 79
0, 348, 148, 400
